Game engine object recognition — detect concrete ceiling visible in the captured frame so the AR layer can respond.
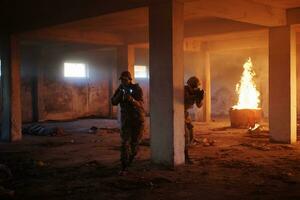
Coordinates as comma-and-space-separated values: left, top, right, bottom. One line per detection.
19, 0, 300, 46
252, 0, 300, 8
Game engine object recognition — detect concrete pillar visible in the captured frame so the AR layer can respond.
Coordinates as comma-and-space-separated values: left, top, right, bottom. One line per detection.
149, 0, 185, 166
115, 45, 136, 121
31, 47, 42, 122
185, 51, 204, 122
32, 48, 46, 122
203, 51, 211, 122
269, 25, 297, 144
0, 34, 22, 142
109, 65, 116, 118
128, 45, 135, 81
31, 67, 39, 122
117, 45, 135, 80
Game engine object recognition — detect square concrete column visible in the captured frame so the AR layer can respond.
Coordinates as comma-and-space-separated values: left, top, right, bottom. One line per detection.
114, 46, 136, 121
0, 34, 22, 142
269, 26, 297, 144
31, 47, 43, 122
204, 51, 212, 122
117, 45, 135, 80
149, 0, 185, 166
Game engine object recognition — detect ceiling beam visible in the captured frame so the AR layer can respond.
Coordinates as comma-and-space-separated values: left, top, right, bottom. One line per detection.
185, 18, 264, 38
288, 8, 300, 25
126, 18, 266, 44
129, 29, 269, 52
206, 36, 268, 52
184, 0, 286, 26
19, 28, 124, 46
191, 29, 268, 42
1, 0, 149, 33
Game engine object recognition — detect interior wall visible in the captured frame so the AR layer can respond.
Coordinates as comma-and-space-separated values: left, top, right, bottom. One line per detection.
0, 44, 280, 124
41, 49, 115, 121
210, 48, 269, 118
19, 45, 116, 122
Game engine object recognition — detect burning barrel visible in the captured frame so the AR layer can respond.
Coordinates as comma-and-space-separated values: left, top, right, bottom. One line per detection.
229, 108, 262, 128
230, 58, 262, 128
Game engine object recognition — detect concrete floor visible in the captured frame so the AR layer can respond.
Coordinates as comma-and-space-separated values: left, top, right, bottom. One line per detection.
1, 118, 300, 199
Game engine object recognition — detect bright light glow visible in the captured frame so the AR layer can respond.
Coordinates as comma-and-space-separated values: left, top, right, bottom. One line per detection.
232, 58, 260, 109
134, 65, 148, 78
64, 62, 87, 78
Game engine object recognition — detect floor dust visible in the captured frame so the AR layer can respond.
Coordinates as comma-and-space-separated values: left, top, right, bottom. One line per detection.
1, 119, 300, 200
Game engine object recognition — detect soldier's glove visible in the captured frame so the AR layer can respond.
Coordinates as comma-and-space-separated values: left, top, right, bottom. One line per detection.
124, 93, 134, 102
195, 89, 204, 101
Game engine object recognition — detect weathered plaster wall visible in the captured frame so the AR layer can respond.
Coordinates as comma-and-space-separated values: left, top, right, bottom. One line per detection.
2, 43, 298, 124
16, 45, 116, 122
38, 48, 115, 121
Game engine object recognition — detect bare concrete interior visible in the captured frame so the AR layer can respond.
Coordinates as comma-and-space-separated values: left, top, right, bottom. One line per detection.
2, 0, 300, 199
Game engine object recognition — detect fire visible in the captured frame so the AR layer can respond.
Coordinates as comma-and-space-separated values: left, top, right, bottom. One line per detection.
232, 58, 260, 109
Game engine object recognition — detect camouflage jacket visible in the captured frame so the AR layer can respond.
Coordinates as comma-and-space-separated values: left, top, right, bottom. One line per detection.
111, 83, 145, 123
184, 85, 204, 111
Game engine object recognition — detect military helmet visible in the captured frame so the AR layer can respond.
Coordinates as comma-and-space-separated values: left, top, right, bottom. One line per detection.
119, 71, 132, 80
187, 76, 200, 88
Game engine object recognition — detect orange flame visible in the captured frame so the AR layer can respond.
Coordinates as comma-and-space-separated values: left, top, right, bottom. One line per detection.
233, 58, 260, 109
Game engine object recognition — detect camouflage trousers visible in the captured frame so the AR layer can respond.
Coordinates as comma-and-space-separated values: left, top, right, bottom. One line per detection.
185, 111, 194, 160
185, 111, 194, 146
120, 121, 144, 169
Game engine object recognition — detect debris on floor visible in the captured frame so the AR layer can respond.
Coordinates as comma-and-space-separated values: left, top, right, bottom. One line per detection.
88, 127, 120, 134
3, 119, 300, 199
22, 124, 65, 137
98, 128, 120, 134
240, 142, 270, 151
88, 126, 98, 134
248, 123, 262, 135
202, 138, 216, 147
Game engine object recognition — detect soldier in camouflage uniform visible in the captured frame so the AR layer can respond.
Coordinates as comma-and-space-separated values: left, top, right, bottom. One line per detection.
184, 76, 204, 162
111, 71, 145, 173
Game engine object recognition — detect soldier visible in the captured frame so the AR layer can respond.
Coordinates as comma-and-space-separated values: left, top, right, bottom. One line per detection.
184, 76, 204, 163
111, 71, 145, 174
